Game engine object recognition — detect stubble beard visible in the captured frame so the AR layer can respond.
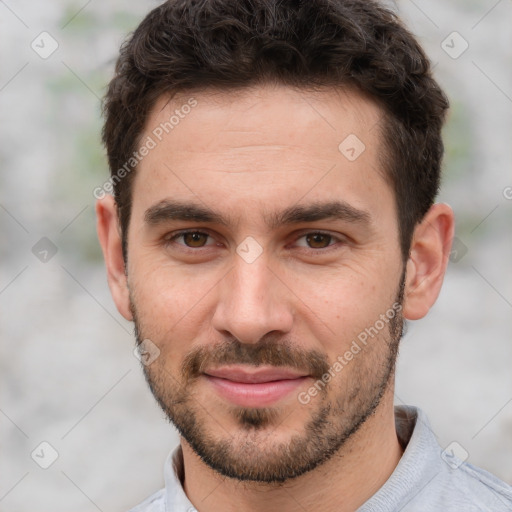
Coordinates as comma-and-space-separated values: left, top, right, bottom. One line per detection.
131, 274, 405, 484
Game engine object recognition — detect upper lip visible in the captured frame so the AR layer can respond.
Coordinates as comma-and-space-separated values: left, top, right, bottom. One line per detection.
204, 366, 309, 383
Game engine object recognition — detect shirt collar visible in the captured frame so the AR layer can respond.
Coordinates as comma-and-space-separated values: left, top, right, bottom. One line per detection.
163, 444, 195, 512
162, 405, 440, 511
357, 405, 443, 510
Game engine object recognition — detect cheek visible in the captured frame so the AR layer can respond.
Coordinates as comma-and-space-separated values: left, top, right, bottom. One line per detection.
287, 264, 397, 356
129, 258, 217, 358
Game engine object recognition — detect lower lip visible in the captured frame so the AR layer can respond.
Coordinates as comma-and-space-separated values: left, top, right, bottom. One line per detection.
204, 375, 309, 407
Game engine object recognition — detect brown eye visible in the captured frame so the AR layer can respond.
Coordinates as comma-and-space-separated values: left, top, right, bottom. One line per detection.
182, 232, 209, 247
305, 233, 333, 249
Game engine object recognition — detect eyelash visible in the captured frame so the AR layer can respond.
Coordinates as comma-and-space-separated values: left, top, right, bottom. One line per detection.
164, 229, 346, 254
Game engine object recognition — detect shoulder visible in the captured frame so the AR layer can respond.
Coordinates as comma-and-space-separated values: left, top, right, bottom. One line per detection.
448, 460, 512, 511
408, 407, 512, 511
126, 488, 166, 512
359, 406, 512, 512
403, 461, 512, 512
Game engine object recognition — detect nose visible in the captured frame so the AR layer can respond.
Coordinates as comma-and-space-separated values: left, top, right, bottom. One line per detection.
211, 255, 294, 344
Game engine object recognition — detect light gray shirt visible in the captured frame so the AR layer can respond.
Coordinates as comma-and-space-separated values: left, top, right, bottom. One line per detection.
128, 405, 512, 511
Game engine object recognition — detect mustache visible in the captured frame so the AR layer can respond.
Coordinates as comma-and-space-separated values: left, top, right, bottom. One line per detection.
181, 338, 331, 382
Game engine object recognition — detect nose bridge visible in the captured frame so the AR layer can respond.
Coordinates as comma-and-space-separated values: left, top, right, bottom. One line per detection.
212, 254, 293, 343
233, 256, 273, 309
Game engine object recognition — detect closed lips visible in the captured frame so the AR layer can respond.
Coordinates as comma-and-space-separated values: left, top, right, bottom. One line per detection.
203, 366, 309, 383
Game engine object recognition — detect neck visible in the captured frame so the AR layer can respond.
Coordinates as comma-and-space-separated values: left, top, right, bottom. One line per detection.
181, 389, 402, 512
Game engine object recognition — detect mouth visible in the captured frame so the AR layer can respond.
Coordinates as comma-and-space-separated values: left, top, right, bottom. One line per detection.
203, 365, 310, 407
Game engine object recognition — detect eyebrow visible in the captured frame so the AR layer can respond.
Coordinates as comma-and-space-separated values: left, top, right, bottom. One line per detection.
144, 199, 371, 229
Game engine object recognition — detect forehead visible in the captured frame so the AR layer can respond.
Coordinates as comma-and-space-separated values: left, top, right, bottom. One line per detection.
131, 84, 393, 226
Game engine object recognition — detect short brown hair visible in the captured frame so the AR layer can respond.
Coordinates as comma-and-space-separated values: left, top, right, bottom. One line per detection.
102, 0, 449, 263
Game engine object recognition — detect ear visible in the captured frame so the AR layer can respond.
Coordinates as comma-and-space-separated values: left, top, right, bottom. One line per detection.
95, 195, 133, 321
402, 203, 455, 320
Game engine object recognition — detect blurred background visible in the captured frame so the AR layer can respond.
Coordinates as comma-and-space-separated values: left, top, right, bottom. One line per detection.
1, 1, 511, 510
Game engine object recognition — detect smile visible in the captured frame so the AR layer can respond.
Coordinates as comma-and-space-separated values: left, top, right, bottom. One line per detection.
203, 366, 310, 407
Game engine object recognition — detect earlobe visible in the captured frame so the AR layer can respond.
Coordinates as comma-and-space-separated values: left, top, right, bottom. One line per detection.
402, 203, 455, 321
95, 195, 133, 321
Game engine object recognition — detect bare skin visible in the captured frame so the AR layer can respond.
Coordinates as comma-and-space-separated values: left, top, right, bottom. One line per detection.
97, 84, 454, 512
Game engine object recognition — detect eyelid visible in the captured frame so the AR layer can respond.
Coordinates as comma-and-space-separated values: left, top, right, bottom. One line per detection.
164, 228, 347, 252
165, 229, 218, 247
290, 230, 346, 250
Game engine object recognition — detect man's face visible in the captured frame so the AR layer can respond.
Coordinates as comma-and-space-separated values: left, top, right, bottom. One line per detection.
126, 85, 405, 482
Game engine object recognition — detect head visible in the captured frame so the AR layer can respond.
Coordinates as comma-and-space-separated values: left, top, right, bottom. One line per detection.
97, 0, 454, 483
